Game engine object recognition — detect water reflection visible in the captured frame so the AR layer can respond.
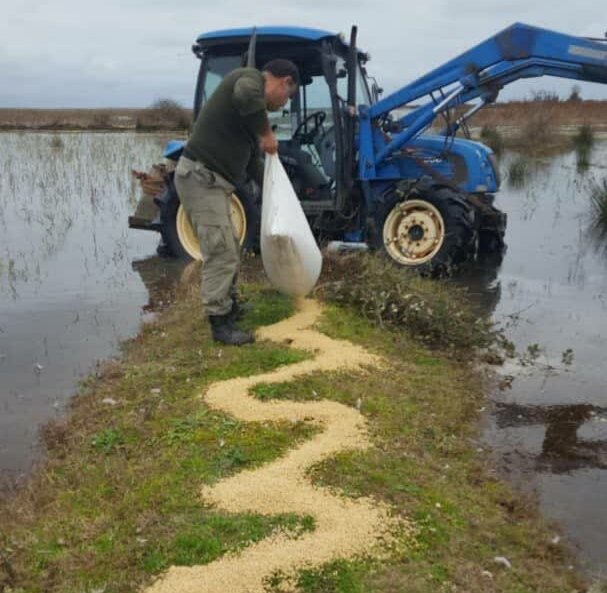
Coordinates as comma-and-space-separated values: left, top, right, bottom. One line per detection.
0, 132, 172, 479
0, 132, 182, 299
494, 403, 607, 473
586, 177, 607, 260
464, 141, 607, 577
131, 256, 200, 314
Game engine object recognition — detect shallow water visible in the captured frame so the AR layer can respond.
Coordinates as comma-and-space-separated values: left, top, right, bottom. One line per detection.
461, 142, 607, 577
0, 132, 186, 484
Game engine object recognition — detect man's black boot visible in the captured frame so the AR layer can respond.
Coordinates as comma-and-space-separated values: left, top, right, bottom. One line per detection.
208, 313, 254, 346
228, 298, 252, 322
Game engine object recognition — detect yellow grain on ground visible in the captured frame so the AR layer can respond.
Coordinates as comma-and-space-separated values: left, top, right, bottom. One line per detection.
145, 298, 410, 593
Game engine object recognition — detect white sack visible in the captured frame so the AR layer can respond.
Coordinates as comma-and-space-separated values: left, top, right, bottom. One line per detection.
260, 153, 322, 297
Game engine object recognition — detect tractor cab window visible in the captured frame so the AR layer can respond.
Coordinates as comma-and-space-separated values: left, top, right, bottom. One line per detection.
200, 54, 241, 105
274, 72, 335, 201
268, 106, 295, 141
293, 75, 335, 179
336, 60, 372, 107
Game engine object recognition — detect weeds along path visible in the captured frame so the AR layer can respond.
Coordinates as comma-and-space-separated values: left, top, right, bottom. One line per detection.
146, 299, 404, 593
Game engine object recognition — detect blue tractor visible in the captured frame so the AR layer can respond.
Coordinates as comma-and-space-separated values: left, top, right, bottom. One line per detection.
129, 23, 607, 273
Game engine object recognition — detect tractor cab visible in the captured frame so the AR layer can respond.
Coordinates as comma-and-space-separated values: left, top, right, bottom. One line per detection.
192, 26, 372, 206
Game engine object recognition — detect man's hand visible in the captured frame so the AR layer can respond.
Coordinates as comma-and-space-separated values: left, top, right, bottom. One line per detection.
259, 131, 278, 155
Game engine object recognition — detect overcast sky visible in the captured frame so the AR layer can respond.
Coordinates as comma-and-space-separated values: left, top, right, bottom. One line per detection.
1, 0, 606, 108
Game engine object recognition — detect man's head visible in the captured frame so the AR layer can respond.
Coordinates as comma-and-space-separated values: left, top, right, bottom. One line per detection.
262, 59, 299, 111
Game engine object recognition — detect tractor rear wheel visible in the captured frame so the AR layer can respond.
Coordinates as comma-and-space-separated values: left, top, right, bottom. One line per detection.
374, 181, 477, 275
469, 194, 507, 259
158, 179, 259, 260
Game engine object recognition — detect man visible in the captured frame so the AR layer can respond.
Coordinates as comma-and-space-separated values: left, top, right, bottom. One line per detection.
174, 59, 299, 346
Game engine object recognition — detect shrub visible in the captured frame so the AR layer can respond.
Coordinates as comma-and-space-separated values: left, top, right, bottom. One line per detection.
568, 84, 582, 102
137, 98, 191, 131
529, 90, 560, 102
316, 253, 498, 354
90, 110, 112, 129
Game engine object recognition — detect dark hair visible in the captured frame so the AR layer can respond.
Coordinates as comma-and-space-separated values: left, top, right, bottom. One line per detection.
262, 59, 300, 86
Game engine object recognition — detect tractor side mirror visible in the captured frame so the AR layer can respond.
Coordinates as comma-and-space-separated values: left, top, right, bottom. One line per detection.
372, 82, 383, 102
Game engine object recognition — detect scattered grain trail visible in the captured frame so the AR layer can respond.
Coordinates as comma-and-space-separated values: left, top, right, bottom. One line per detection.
146, 299, 409, 593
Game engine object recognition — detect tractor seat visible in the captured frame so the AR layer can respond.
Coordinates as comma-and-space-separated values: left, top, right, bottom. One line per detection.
278, 141, 331, 200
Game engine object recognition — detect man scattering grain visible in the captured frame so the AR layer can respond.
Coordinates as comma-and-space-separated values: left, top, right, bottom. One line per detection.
175, 60, 299, 345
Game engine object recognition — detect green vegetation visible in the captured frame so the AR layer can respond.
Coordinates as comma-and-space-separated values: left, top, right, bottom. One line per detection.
507, 156, 529, 187
573, 125, 595, 171
572, 124, 595, 152
0, 267, 585, 592
590, 177, 607, 232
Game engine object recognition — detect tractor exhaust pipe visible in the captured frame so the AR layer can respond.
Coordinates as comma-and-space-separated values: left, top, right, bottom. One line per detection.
343, 25, 358, 201
347, 26, 358, 110
246, 27, 257, 68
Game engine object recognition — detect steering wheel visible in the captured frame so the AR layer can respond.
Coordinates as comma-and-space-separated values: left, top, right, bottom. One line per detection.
292, 111, 326, 144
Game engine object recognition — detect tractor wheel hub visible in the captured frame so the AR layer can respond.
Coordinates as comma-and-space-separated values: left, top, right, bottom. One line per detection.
177, 194, 247, 261
383, 199, 446, 265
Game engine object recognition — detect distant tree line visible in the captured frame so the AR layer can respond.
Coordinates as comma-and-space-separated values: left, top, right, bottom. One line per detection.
528, 84, 582, 102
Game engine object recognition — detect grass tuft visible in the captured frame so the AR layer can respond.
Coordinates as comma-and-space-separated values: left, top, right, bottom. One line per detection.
572, 124, 595, 152
590, 177, 607, 232
573, 125, 595, 171
507, 156, 529, 188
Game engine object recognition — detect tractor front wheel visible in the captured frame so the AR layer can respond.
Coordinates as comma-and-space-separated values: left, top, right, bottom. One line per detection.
158, 179, 259, 260
374, 182, 477, 275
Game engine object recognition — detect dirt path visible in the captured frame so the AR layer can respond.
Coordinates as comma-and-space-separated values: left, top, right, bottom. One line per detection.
146, 299, 407, 593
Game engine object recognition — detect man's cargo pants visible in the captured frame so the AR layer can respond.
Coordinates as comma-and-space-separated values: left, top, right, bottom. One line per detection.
174, 156, 240, 316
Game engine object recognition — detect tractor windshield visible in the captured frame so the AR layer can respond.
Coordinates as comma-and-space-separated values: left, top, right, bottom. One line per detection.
200, 54, 242, 106
198, 51, 371, 116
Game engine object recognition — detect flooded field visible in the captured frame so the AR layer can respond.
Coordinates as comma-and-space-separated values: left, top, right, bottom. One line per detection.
466, 142, 607, 578
0, 132, 185, 483
1, 131, 606, 578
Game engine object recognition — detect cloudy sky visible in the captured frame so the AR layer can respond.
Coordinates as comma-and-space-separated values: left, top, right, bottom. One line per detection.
1, 0, 606, 108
